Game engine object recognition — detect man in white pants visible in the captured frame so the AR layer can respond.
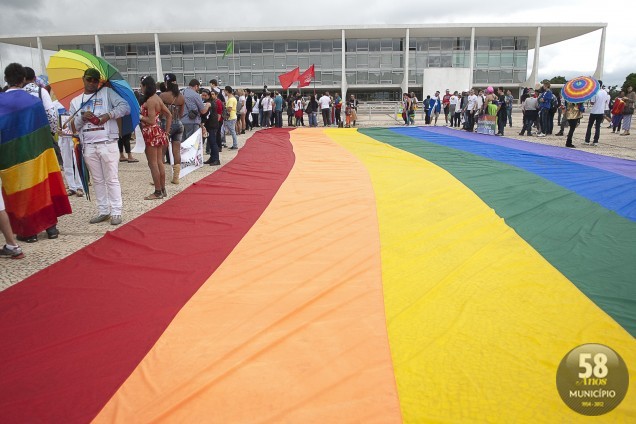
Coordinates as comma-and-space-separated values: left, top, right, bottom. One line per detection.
55, 102, 84, 197
69, 68, 130, 225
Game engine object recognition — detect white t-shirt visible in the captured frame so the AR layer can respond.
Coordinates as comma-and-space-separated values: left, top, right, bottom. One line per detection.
252, 98, 260, 113
590, 90, 609, 115
294, 99, 303, 112
239, 95, 246, 114
450, 95, 459, 108
261, 96, 273, 112
318, 95, 331, 110
71, 91, 110, 144
467, 95, 478, 111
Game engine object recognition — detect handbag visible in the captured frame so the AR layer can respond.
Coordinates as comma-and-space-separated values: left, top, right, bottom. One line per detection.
623, 105, 634, 115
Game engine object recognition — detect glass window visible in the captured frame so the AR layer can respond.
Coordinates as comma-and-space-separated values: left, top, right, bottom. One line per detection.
137, 44, 148, 56
334, 53, 342, 66
239, 41, 251, 53
274, 42, 286, 53
322, 55, 333, 68
217, 56, 228, 68
322, 72, 333, 85
161, 58, 171, 71
515, 37, 528, 51
369, 71, 380, 84
240, 55, 251, 68
357, 53, 368, 66
138, 59, 150, 72
346, 54, 356, 68
441, 53, 452, 67
287, 40, 298, 52
240, 72, 252, 85
216, 42, 227, 54
409, 39, 416, 51
346, 71, 356, 84
171, 43, 182, 54
184, 59, 194, 72
428, 54, 441, 67
183, 43, 194, 55
333, 39, 342, 51
429, 38, 441, 50
345, 40, 356, 52
452, 52, 465, 67
369, 55, 380, 68
171, 57, 183, 70
369, 39, 381, 52
392, 53, 402, 68
309, 40, 320, 52
418, 38, 429, 51
476, 37, 489, 50
356, 70, 368, 83
415, 54, 427, 68
409, 70, 417, 83
194, 57, 205, 70
460, 38, 471, 51
501, 52, 514, 67
502, 37, 515, 50
391, 71, 403, 84
393, 39, 402, 51
500, 69, 513, 83
205, 57, 217, 69
263, 72, 275, 85
357, 39, 369, 51
298, 55, 310, 69
194, 43, 204, 54
380, 53, 392, 66
103, 45, 115, 56
441, 38, 453, 51
476, 53, 488, 67
475, 69, 488, 83
514, 52, 527, 68
514, 70, 526, 83
381, 38, 393, 51
298, 41, 309, 53
252, 73, 263, 86
286, 54, 298, 66
488, 70, 500, 82
489, 53, 501, 67
263, 55, 274, 68
334, 71, 342, 81
490, 38, 502, 50
115, 45, 127, 56
216, 73, 228, 85
263, 41, 274, 52
380, 71, 392, 82
273, 56, 285, 69
205, 43, 216, 55
251, 41, 262, 53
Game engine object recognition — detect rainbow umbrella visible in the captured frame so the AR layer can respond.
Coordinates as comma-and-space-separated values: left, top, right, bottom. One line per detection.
561, 76, 600, 104
46, 49, 140, 135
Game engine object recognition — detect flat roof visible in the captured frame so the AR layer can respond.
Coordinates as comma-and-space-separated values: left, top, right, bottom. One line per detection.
0, 23, 606, 51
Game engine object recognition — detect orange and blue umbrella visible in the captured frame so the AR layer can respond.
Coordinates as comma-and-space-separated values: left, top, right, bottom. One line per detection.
561, 75, 600, 103
46, 49, 140, 135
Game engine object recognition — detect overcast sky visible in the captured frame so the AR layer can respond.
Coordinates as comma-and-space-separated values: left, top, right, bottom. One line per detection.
0, 0, 634, 87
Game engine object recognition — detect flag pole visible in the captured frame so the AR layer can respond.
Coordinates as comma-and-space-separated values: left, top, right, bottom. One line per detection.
232, 38, 236, 87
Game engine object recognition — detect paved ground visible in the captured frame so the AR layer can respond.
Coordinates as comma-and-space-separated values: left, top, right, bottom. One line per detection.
1, 113, 634, 290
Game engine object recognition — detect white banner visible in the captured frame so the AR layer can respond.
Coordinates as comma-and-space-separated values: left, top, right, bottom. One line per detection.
176, 128, 204, 178
131, 125, 145, 153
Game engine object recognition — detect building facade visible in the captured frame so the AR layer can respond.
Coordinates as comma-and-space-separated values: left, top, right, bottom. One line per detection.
0, 24, 606, 101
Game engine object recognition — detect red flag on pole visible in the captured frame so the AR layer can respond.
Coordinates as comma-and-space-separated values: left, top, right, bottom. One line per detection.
278, 67, 300, 90
298, 65, 315, 88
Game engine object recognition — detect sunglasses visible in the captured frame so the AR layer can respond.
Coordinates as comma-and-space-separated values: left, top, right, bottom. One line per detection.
85, 77, 100, 83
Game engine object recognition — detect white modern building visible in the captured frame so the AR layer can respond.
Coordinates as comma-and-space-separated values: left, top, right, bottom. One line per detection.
0, 23, 606, 100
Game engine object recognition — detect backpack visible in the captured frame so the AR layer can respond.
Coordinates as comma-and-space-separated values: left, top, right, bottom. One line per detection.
221, 101, 230, 121
549, 94, 558, 113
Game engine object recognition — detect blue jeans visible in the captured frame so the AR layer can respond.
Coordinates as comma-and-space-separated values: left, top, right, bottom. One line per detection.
539, 108, 551, 134
224, 119, 238, 148
507, 107, 512, 126
309, 112, 318, 127
275, 110, 283, 127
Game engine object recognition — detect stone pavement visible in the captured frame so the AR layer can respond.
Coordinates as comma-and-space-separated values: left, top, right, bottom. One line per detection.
1, 113, 634, 290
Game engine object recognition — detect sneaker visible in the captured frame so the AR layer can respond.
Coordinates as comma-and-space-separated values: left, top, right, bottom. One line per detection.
16, 235, 38, 243
0, 244, 24, 259
110, 215, 122, 225
229, 146, 238, 150
537, 133, 546, 137
555, 132, 564, 136
566, 144, 576, 148
584, 140, 591, 144
209, 160, 221, 166
89, 214, 110, 224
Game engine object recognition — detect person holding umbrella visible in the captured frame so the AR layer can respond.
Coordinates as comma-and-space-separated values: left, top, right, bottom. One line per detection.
69, 68, 131, 226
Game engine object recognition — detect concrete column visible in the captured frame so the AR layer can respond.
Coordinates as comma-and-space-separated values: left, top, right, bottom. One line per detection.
593, 26, 606, 80
341, 29, 347, 100
36, 36, 46, 76
468, 27, 475, 90
527, 26, 541, 88
402, 28, 410, 96
94, 34, 101, 57
154, 33, 163, 81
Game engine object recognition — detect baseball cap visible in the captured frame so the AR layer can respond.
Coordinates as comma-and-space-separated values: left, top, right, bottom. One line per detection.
83, 68, 101, 80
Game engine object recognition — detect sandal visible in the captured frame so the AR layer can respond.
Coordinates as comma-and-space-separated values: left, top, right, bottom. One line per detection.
66, 189, 76, 196
76, 189, 84, 197
127, 158, 139, 163
144, 191, 163, 200
119, 158, 128, 162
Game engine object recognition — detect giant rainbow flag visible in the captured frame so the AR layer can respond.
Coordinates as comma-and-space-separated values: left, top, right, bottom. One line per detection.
0, 90, 71, 236
0, 127, 634, 422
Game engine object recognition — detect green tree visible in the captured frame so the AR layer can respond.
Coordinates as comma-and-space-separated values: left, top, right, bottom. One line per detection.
549, 76, 568, 84
622, 73, 636, 92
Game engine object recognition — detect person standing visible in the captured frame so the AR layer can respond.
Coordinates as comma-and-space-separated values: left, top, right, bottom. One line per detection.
319, 92, 331, 126
563, 102, 583, 148
620, 86, 635, 136
0, 185, 24, 259
496, 87, 508, 136
584, 81, 609, 145
201, 89, 221, 166
347, 94, 358, 127
442, 89, 451, 125
401, 93, 411, 125
1, 63, 71, 242
237, 89, 247, 134
55, 102, 84, 197
224, 86, 240, 149
505, 90, 514, 127
260, 91, 273, 129
519, 89, 538, 136
159, 73, 185, 183
611, 92, 625, 133
69, 68, 130, 225
273, 91, 283, 128
431, 91, 442, 126
536, 83, 553, 137
251, 93, 260, 128
306, 94, 319, 127
139, 76, 171, 200
334, 92, 342, 126
449, 91, 458, 127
